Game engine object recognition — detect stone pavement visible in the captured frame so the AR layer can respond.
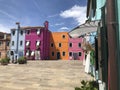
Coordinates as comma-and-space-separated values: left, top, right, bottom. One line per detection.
0, 60, 93, 90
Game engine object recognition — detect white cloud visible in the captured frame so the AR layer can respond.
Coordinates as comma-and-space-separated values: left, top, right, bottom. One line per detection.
55, 23, 64, 26
0, 24, 11, 33
58, 27, 69, 32
60, 27, 69, 30
47, 14, 58, 18
60, 5, 87, 25
0, 10, 17, 20
50, 22, 64, 27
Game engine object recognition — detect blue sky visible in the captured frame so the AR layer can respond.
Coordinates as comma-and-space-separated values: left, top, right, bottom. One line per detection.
0, 0, 87, 33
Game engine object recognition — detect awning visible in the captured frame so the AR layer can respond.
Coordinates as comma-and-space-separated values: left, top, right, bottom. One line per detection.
69, 21, 99, 38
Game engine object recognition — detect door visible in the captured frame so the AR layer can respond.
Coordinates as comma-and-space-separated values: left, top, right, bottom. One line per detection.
35, 50, 40, 60
73, 53, 78, 60
57, 52, 60, 59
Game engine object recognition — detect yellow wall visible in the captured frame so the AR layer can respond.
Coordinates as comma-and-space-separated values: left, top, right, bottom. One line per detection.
49, 32, 68, 60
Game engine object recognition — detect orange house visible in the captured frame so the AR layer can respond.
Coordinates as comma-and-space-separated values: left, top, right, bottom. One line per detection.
49, 32, 68, 60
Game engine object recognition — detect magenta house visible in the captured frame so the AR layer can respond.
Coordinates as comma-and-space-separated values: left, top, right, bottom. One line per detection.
68, 37, 84, 60
25, 21, 50, 60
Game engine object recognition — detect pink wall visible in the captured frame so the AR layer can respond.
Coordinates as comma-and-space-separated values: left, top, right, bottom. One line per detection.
69, 37, 85, 60
25, 21, 50, 60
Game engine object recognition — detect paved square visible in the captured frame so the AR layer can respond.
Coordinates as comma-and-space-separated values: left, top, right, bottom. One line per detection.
0, 60, 92, 90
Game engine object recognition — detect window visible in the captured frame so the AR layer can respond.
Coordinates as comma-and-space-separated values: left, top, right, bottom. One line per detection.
51, 43, 53, 47
31, 51, 35, 56
26, 30, 30, 35
10, 51, 14, 55
26, 50, 30, 56
0, 52, 1, 58
36, 41, 40, 46
20, 41, 23, 46
63, 52, 65, 56
12, 30, 15, 35
20, 30, 23, 35
52, 52, 54, 56
59, 43, 61, 47
78, 43, 81, 47
79, 52, 82, 56
6, 41, 10, 46
37, 29, 41, 35
62, 35, 65, 38
69, 52, 72, 56
69, 43, 72, 47
12, 41, 14, 46
26, 41, 30, 46
0, 41, 3, 46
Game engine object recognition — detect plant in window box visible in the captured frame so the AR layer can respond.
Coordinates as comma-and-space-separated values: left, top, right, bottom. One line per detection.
0, 58, 9, 65
18, 57, 27, 64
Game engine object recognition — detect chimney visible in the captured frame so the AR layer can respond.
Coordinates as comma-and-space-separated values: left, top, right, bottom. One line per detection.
44, 21, 49, 30
16, 22, 20, 29
4, 33, 6, 39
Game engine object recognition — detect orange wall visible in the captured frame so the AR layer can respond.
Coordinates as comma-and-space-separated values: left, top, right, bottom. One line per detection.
49, 32, 68, 60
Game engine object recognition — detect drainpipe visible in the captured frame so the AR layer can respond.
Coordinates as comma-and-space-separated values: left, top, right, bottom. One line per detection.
106, 0, 118, 90
16, 22, 20, 60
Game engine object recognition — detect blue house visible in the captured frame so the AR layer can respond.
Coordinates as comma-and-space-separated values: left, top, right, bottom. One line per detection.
10, 22, 25, 61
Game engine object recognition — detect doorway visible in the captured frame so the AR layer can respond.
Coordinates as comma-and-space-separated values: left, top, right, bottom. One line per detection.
57, 52, 60, 59
35, 50, 40, 60
73, 53, 78, 60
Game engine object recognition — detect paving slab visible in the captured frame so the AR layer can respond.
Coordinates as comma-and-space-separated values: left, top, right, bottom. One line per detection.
0, 60, 93, 90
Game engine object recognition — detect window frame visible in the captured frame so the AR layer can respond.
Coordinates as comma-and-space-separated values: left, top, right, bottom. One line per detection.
69, 52, 72, 56
12, 41, 14, 46
79, 52, 82, 56
0, 41, 3, 46
78, 43, 81, 47
62, 35, 66, 39
62, 51, 65, 56
20, 40, 23, 46
59, 43, 61, 47
52, 52, 54, 56
51, 43, 54, 47
69, 43, 72, 47
12, 30, 15, 36
20, 30, 23, 35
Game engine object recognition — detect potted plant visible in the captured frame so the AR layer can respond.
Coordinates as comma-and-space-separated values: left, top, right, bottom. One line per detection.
18, 57, 27, 64
0, 58, 9, 65
75, 80, 98, 90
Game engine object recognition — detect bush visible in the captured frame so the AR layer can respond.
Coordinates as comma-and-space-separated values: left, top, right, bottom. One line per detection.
0, 58, 9, 65
18, 57, 27, 64
75, 80, 98, 90
6, 57, 10, 63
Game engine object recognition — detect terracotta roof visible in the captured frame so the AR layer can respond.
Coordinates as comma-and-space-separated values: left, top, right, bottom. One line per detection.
11, 26, 44, 30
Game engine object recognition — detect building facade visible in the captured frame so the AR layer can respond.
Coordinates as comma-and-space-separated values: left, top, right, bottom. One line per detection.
0, 32, 10, 59
25, 21, 50, 60
68, 37, 84, 60
10, 21, 50, 60
49, 32, 69, 60
10, 23, 25, 61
